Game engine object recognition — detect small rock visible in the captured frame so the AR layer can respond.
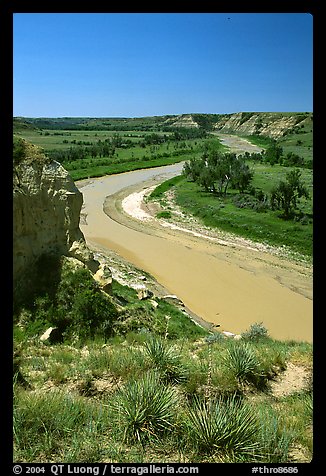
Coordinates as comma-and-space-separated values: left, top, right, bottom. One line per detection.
222, 331, 236, 338
93, 263, 113, 293
162, 295, 184, 306
149, 299, 158, 309
40, 327, 62, 344
137, 288, 153, 300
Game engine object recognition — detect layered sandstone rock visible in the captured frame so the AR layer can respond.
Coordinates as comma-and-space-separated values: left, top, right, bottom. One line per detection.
213, 112, 308, 139
13, 142, 99, 286
168, 114, 199, 128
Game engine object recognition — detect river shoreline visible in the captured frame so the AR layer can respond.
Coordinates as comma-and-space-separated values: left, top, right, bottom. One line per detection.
77, 137, 312, 342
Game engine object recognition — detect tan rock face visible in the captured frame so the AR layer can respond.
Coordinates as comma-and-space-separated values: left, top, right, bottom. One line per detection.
213, 112, 309, 139
170, 114, 199, 128
93, 263, 113, 293
13, 158, 85, 283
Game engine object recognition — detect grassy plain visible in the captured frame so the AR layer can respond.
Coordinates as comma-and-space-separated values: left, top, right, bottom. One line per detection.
14, 129, 171, 150
16, 128, 208, 180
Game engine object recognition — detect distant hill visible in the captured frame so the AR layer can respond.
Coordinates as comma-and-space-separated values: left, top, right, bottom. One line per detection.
13, 117, 40, 131
14, 112, 312, 140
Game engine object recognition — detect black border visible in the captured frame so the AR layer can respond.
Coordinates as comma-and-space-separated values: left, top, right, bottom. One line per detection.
3, 1, 321, 473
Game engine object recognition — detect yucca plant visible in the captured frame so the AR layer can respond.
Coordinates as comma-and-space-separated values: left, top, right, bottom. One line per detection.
186, 394, 259, 460
143, 336, 188, 383
223, 342, 265, 387
113, 371, 179, 444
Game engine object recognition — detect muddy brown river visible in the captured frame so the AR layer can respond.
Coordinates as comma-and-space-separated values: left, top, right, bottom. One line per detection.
77, 136, 312, 342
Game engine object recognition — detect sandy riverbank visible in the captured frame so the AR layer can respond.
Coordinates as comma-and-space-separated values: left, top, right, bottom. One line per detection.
78, 143, 312, 342
99, 176, 312, 341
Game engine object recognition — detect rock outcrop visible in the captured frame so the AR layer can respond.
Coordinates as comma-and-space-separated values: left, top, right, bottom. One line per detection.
13, 140, 99, 289
166, 114, 199, 128
213, 112, 311, 139
160, 112, 312, 139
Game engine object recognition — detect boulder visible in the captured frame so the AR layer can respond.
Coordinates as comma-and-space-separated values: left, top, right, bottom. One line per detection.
162, 295, 184, 307
40, 327, 62, 344
93, 263, 113, 294
137, 288, 154, 300
69, 240, 100, 273
222, 331, 236, 338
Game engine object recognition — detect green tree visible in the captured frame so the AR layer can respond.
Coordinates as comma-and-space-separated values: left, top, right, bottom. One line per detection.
198, 166, 217, 193
183, 151, 254, 196
228, 156, 254, 193
270, 169, 309, 219
183, 158, 202, 182
263, 142, 283, 165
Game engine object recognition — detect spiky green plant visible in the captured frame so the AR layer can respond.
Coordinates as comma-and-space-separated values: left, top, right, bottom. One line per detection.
186, 394, 259, 460
113, 371, 179, 444
223, 342, 264, 386
143, 336, 188, 383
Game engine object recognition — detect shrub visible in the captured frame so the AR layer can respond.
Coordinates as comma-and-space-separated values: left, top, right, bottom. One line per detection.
205, 332, 225, 344
13, 137, 27, 166
113, 371, 179, 444
241, 322, 269, 341
15, 255, 119, 342
156, 211, 172, 219
45, 262, 118, 340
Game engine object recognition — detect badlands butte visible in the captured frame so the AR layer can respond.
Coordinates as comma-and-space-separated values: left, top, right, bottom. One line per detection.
13, 111, 313, 342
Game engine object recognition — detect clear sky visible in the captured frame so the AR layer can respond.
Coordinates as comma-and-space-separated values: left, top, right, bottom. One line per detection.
13, 13, 313, 117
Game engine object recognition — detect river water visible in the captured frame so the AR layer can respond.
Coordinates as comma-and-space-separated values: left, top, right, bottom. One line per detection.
77, 137, 312, 342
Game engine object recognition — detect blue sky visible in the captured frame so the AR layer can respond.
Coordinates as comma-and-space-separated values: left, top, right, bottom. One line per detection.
13, 13, 313, 117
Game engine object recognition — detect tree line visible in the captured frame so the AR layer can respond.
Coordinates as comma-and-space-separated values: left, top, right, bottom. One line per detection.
46, 130, 205, 164
255, 141, 311, 169
183, 147, 310, 220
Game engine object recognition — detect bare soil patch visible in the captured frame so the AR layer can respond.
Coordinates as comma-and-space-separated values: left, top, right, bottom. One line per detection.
270, 362, 311, 398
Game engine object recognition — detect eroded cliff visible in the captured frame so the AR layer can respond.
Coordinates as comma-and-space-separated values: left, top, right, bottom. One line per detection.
212, 112, 310, 139
13, 139, 98, 290
162, 112, 312, 139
